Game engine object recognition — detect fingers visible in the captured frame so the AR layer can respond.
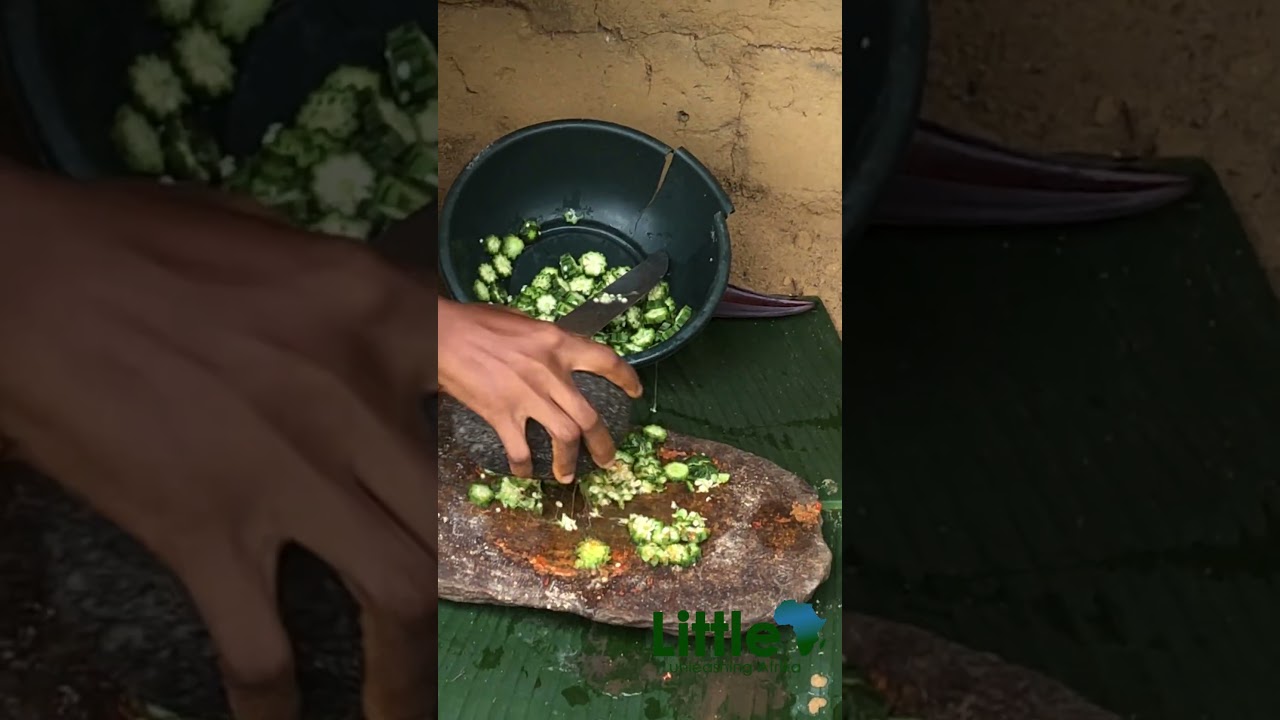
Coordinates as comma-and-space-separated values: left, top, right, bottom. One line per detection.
491, 415, 534, 478
538, 401, 584, 483
486, 394, 584, 483
287, 481, 436, 628
230, 342, 437, 555
283, 475, 436, 720
289, 487, 436, 720
550, 380, 616, 470
340, 400, 438, 556
178, 545, 299, 720
566, 336, 644, 398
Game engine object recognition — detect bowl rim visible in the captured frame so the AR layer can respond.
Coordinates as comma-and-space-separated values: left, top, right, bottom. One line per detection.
843, 0, 929, 242
0, 0, 96, 177
439, 117, 733, 368
0, 2, 439, 180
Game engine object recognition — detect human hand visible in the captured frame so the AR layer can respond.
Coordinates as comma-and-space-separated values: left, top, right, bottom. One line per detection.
0, 167, 436, 720
437, 299, 642, 483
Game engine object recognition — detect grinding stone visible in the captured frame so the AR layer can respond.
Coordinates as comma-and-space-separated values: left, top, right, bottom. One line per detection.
8, 479, 361, 720
440, 370, 634, 481
438, 398, 834, 632
844, 612, 1121, 719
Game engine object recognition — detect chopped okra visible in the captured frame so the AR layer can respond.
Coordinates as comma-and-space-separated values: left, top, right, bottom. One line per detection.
468, 471, 549, 515
113, 105, 165, 174
469, 221, 694, 357
501, 234, 525, 259
575, 424, 731, 526
202, 0, 274, 44
384, 24, 437, 107
624, 504, 709, 568
574, 538, 612, 570
467, 483, 495, 507
173, 24, 235, 98
112, 20, 438, 243
492, 474, 544, 513
129, 55, 189, 118
152, 0, 196, 26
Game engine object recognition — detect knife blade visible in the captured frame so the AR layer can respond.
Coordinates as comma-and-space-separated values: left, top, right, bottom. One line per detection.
556, 250, 670, 337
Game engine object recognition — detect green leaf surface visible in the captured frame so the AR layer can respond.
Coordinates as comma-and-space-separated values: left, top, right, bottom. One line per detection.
846, 161, 1280, 719
438, 304, 844, 720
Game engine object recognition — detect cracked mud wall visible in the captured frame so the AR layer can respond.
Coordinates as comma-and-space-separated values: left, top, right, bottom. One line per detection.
437, 0, 844, 332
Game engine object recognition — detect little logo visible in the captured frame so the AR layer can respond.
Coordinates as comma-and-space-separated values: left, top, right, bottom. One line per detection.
651, 599, 826, 659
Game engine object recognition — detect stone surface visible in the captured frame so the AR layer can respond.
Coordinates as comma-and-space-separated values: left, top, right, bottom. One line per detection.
845, 612, 1120, 720
9, 475, 362, 720
439, 401, 833, 632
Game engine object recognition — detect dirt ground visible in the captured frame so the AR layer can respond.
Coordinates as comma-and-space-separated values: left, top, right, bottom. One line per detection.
926, 0, 1280, 288
436, 0, 845, 331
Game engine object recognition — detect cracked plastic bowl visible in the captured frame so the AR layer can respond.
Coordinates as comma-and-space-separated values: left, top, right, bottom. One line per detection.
440, 119, 734, 367
0, 0, 433, 177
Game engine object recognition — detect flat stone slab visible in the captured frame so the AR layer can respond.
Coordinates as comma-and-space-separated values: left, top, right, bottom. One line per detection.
844, 612, 1120, 720
438, 401, 834, 632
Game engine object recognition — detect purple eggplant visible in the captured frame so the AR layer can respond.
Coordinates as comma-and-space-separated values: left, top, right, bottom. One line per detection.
714, 284, 815, 319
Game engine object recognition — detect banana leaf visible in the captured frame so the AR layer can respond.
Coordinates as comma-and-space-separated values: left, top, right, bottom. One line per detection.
438, 303, 844, 720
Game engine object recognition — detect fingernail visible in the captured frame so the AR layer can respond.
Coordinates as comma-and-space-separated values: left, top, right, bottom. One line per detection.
560, 474, 575, 484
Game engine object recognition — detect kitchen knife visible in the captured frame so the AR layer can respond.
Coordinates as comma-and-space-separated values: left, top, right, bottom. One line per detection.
555, 250, 670, 337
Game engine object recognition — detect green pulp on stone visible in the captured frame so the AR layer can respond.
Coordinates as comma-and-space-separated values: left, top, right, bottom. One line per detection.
573, 538, 611, 570
579, 425, 727, 509
463, 424, 726, 571
466, 472, 544, 514
624, 505, 708, 569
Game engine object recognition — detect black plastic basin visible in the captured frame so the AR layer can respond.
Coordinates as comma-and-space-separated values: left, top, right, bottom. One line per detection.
0, 0, 434, 177
440, 119, 734, 368
845, 0, 929, 241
